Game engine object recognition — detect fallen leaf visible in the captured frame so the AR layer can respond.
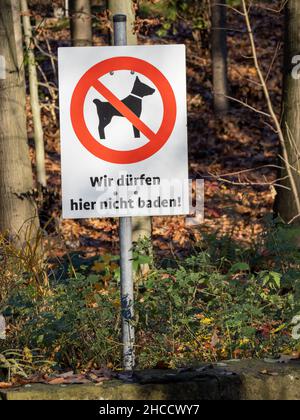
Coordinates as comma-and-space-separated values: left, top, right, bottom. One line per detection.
87, 373, 107, 383
58, 371, 74, 379
91, 368, 113, 379
260, 370, 279, 377
155, 360, 170, 369
62, 375, 91, 384
0, 382, 12, 389
48, 377, 65, 385
264, 354, 300, 364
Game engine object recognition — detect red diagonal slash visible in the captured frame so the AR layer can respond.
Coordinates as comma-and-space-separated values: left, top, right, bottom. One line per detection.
92, 79, 157, 142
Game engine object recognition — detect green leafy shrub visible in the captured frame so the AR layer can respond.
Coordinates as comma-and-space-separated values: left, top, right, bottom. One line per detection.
1, 223, 300, 372
138, 0, 210, 37
0, 229, 49, 312
135, 250, 296, 367
0, 348, 51, 381
3, 273, 121, 370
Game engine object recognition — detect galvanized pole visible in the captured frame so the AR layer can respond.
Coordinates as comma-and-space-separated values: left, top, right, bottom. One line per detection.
113, 14, 135, 371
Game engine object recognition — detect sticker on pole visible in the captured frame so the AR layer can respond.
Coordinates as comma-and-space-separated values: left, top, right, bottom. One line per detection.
59, 45, 189, 218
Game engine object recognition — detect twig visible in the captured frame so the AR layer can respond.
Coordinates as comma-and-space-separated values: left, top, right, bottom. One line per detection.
212, 26, 246, 33
225, 95, 271, 118
288, 213, 300, 225
216, 3, 245, 16
206, 171, 290, 190
262, 120, 279, 134
258, 0, 288, 14
231, 67, 262, 87
38, 82, 58, 92
277, 154, 300, 175
241, 0, 300, 215
36, 64, 57, 122
207, 164, 284, 178
265, 42, 282, 82
45, 38, 57, 82
34, 40, 58, 61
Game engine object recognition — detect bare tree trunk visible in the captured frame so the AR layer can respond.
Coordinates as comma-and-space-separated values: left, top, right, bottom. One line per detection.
108, 0, 137, 46
70, 0, 93, 46
20, 0, 46, 187
0, 0, 39, 242
211, 0, 229, 114
276, 0, 300, 223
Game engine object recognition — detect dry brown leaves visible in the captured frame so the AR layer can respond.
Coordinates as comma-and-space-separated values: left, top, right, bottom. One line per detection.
31, 2, 284, 257
0, 368, 114, 389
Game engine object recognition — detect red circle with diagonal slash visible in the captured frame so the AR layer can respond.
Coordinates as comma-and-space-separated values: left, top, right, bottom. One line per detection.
70, 57, 177, 164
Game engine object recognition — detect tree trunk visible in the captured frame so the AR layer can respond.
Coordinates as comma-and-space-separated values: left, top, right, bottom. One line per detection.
276, 0, 300, 223
211, 0, 229, 114
70, 0, 93, 46
108, 0, 137, 46
0, 0, 39, 242
20, 0, 47, 187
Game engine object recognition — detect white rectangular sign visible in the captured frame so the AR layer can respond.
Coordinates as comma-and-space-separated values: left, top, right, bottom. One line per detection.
58, 45, 189, 218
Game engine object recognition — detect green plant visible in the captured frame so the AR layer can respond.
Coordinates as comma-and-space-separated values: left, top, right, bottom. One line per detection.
4, 273, 122, 370
138, 0, 209, 37
0, 228, 50, 312
2, 225, 300, 374
0, 348, 51, 382
134, 246, 296, 367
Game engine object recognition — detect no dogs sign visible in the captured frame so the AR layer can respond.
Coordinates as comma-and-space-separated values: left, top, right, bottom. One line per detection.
58, 45, 189, 218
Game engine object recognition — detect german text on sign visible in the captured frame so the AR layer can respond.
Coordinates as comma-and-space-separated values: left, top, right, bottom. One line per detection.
58, 45, 189, 218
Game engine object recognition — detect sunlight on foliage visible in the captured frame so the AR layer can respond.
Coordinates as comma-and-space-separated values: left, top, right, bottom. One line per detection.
1, 221, 300, 376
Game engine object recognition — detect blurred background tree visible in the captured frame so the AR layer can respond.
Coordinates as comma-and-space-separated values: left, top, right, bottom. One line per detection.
276, 0, 300, 224
0, 0, 40, 244
70, 0, 93, 46
211, 0, 229, 114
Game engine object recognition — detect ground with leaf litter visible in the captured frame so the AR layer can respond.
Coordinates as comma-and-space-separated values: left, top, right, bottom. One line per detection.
26, 2, 283, 258
1, 2, 297, 390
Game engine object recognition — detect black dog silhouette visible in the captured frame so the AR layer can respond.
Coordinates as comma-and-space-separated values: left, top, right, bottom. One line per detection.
93, 76, 155, 140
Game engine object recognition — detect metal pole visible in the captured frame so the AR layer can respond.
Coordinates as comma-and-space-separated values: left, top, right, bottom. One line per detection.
113, 14, 135, 371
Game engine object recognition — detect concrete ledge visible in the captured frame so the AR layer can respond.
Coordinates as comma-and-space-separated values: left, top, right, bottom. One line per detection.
227, 360, 300, 400
1, 360, 300, 400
